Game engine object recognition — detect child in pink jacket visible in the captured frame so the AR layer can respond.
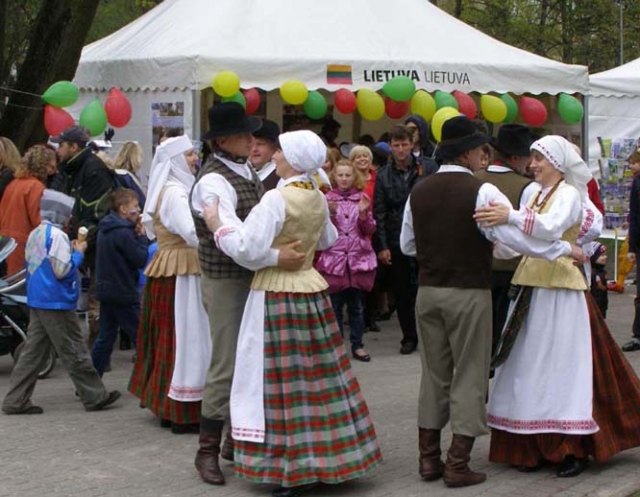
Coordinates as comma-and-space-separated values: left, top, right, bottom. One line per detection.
316, 160, 377, 361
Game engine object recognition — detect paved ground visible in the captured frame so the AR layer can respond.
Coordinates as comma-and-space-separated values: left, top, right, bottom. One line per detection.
1, 292, 640, 497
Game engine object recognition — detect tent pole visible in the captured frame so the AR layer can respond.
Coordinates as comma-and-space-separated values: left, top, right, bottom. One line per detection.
192, 88, 201, 143
582, 93, 589, 171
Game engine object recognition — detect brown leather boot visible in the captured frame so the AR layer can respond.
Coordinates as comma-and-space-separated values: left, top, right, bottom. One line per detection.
194, 423, 225, 485
220, 429, 234, 461
418, 428, 445, 480
443, 434, 486, 487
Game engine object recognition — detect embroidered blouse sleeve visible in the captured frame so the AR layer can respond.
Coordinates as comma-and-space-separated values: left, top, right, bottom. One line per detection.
316, 199, 338, 251
576, 197, 603, 246
478, 184, 571, 261
214, 190, 283, 270
506, 185, 583, 241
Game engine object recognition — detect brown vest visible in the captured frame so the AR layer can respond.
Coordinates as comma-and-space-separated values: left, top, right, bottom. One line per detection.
190, 156, 264, 279
475, 168, 532, 272
410, 172, 493, 289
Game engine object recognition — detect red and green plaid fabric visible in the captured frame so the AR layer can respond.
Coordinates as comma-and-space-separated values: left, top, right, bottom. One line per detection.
128, 277, 200, 424
491, 286, 532, 369
490, 292, 640, 466
234, 291, 382, 487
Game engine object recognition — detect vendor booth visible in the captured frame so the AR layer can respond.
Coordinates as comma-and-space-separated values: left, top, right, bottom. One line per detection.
69, 0, 589, 181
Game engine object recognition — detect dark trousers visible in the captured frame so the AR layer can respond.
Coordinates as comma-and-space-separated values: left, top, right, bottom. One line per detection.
91, 302, 140, 376
491, 271, 514, 355
633, 259, 640, 339
390, 246, 418, 345
330, 287, 365, 352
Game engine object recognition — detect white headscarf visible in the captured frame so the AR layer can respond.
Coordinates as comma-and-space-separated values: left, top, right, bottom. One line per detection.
143, 135, 194, 238
279, 130, 327, 178
530, 135, 592, 202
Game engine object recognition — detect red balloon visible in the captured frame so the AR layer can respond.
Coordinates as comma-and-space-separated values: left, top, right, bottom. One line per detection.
104, 87, 132, 127
334, 88, 357, 114
519, 96, 548, 127
385, 97, 410, 119
452, 90, 477, 119
243, 88, 260, 115
44, 105, 75, 136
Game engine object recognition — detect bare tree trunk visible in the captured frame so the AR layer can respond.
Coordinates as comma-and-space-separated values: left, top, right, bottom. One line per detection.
454, 0, 463, 18
0, 0, 100, 151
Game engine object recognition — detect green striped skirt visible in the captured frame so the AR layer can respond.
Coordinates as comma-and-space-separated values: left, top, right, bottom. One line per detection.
234, 290, 382, 487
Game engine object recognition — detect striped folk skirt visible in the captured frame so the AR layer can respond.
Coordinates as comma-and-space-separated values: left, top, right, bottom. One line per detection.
489, 293, 640, 466
128, 276, 201, 424
234, 291, 382, 487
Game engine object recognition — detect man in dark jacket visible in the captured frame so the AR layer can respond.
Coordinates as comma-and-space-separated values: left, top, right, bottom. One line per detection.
373, 124, 423, 354
91, 189, 149, 376
52, 125, 115, 347
405, 114, 439, 176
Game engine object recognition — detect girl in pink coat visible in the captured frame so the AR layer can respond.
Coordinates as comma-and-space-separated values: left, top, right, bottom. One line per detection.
316, 160, 377, 361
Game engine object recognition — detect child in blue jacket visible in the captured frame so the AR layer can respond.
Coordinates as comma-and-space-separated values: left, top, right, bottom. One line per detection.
2, 189, 120, 414
91, 188, 149, 376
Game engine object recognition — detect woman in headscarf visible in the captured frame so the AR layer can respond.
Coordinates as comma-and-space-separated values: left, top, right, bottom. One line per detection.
0, 145, 57, 275
475, 135, 640, 477
129, 136, 211, 435
203, 130, 382, 497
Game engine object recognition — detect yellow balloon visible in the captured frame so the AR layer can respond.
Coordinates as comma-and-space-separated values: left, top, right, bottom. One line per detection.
212, 71, 240, 98
410, 90, 436, 122
356, 90, 385, 121
481, 95, 508, 124
431, 107, 460, 142
280, 80, 309, 105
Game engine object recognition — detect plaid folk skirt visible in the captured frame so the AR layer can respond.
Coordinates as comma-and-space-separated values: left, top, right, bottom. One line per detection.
489, 292, 640, 466
234, 291, 382, 487
128, 277, 201, 424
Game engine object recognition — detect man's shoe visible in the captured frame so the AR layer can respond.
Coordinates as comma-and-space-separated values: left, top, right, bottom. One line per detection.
195, 425, 225, 484
272, 483, 318, 497
443, 434, 486, 487
220, 429, 234, 461
622, 339, 640, 352
85, 390, 121, 412
607, 282, 624, 293
171, 423, 200, 434
400, 341, 417, 355
368, 321, 381, 332
3, 405, 44, 415
556, 455, 587, 477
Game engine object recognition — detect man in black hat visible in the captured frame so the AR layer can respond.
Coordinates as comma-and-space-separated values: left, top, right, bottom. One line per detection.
475, 124, 537, 358
190, 102, 304, 486
249, 119, 280, 191
400, 116, 492, 487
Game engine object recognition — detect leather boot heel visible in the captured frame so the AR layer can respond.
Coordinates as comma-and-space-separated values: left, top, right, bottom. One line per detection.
418, 428, 444, 481
220, 429, 234, 461
443, 434, 486, 487
194, 423, 225, 485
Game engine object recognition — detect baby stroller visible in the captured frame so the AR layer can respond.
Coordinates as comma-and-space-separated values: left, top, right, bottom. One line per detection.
0, 236, 56, 379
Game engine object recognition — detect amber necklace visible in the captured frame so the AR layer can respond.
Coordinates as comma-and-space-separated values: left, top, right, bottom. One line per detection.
530, 179, 562, 213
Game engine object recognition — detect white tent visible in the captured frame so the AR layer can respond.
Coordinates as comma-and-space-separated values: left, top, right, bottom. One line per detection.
589, 58, 640, 173
75, 0, 587, 94
72, 0, 589, 179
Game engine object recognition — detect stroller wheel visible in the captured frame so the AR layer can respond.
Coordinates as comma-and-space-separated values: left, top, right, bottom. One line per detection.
12, 342, 57, 379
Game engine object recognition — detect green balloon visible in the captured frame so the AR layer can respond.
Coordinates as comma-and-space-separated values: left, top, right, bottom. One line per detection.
558, 93, 584, 124
42, 81, 79, 108
434, 91, 458, 110
79, 99, 107, 137
222, 91, 246, 108
501, 93, 518, 123
382, 77, 416, 102
303, 91, 327, 120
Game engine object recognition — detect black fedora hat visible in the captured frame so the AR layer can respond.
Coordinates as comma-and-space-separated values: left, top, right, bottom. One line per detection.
438, 116, 488, 159
202, 102, 262, 140
490, 124, 534, 157
252, 119, 280, 143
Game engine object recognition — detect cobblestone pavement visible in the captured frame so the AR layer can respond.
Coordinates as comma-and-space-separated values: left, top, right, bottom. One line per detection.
0, 293, 639, 497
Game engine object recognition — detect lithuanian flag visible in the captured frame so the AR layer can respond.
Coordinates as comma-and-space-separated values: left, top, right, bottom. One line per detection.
326, 64, 352, 85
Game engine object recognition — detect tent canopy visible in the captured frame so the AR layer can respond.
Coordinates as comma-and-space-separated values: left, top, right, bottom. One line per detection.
590, 57, 640, 97
75, 0, 588, 95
